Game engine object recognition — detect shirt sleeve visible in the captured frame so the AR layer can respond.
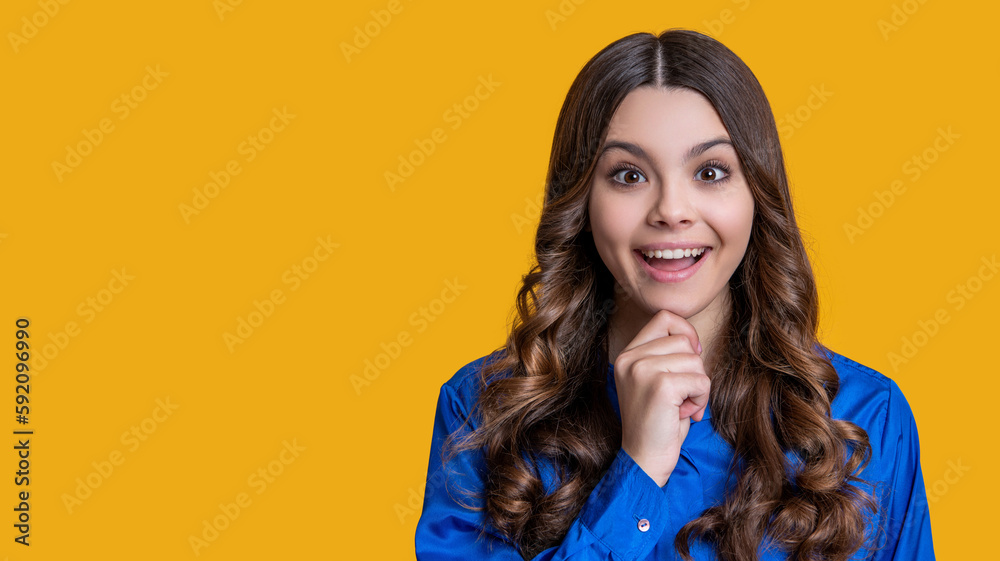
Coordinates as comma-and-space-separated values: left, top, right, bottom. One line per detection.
870, 380, 935, 560
415, 380, 671, 561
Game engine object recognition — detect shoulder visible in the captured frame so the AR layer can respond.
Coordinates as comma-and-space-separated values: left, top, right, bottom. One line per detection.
823, 346, 895, 400
434, 349, 508, 426
441, 348, 506, 395
819, 345, 920, 455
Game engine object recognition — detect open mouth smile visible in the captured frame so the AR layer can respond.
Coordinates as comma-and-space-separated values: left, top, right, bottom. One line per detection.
634, 247, 710, 283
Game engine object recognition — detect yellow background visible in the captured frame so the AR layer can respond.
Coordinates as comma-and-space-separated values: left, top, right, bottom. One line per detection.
1, 0, 994, 558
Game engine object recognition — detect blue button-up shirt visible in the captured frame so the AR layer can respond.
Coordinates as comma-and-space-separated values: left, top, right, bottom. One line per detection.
415, 347, 935, 559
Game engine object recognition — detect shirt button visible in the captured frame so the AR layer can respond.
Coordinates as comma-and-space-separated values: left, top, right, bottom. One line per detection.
637, 518, 650, 532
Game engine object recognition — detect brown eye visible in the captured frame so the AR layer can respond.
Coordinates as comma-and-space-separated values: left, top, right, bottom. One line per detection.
696, 165, 728, 182
610, 167, 647, 186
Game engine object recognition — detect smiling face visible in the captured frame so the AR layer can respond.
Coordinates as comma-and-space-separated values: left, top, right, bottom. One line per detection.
587, 86, 755, 338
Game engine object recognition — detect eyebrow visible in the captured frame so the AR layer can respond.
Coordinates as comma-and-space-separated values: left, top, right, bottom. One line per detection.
599, 137, 734, 164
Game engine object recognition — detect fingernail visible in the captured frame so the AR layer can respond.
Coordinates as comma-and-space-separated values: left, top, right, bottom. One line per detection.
697, 341, 703, 354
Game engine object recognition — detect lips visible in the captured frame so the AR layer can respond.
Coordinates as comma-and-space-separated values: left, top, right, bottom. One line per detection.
634, 247, 710, 283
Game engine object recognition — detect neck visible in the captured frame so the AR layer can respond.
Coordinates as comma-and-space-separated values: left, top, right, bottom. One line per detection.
606, 286, 731, 377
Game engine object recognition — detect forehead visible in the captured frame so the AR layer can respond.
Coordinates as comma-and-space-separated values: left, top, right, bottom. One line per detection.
603, 87, 730, 154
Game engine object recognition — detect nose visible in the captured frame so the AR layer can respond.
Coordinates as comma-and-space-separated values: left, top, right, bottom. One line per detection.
647, 178, 696, 228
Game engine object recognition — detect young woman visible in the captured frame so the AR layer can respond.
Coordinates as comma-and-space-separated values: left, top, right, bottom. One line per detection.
414, 29, 934, 560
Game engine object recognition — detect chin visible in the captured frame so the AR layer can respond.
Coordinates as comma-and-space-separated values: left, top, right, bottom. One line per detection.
644, 299, 702, 320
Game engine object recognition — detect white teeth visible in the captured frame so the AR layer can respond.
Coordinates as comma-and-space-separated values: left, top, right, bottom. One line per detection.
641, 247, 706, 259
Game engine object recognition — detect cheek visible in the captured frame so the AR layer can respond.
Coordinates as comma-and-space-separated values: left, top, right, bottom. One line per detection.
587, 194, 637, 280
708, 192, 754, 244
589, 193, 637, 255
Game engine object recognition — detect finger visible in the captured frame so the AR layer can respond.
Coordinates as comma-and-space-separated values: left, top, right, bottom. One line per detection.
621, 309, 701, 357
680, 395, 709, 422
690, 395, 709, 422
675, 374, 711, 420
622, 334, 697, 357
626, 354, 707, 381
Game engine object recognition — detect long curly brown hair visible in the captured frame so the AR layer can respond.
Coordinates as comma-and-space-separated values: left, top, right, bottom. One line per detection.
446, 29, 879, 560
